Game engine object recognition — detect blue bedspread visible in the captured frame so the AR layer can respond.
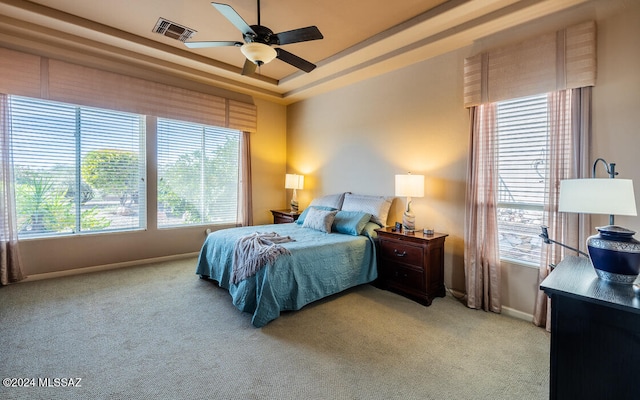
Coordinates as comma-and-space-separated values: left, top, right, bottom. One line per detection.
196, 223, 377, 327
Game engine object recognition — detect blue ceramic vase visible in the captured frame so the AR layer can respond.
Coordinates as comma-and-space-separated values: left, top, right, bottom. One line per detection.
587, 225, 640, 284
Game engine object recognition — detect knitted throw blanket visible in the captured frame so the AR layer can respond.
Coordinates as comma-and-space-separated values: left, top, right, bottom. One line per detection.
230, 232, 295, 284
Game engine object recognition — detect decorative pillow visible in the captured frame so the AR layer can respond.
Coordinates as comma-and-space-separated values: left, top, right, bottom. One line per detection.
296, 205, 337, 225
341, 193, 393, 227
361, 222, 381, 239
302, 208, 338, 233
309, 192, 348, 210
332, 211, 371, 236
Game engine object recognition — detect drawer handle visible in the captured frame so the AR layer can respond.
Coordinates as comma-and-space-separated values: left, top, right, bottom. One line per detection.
394, 271, 409, 278
394, 249, 407, 257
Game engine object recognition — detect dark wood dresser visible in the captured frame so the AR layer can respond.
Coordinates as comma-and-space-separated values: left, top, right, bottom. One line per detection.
376, 227, 447, 305
540, 255, 640, 400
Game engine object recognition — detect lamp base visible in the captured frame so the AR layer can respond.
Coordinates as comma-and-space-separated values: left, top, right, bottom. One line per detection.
402, 211, 416, 233
290, 188, 299, 212
587, 225, 640, 284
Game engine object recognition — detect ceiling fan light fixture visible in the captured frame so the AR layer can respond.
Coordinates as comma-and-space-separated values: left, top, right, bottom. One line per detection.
241, 42, 277, 65
193, 2, 323, 75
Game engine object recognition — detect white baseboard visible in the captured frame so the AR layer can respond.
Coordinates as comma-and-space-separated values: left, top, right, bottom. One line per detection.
22, 252, 200, 282
447, 288, 533, 322
501, 306, 534, 322
447, 288, 466, 299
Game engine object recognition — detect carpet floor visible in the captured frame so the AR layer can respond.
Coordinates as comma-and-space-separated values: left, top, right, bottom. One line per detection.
0, 257, 550, 399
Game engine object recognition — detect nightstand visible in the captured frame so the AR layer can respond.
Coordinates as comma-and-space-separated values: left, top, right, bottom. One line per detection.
270, 209, 301, 224
376, 227, 448, 306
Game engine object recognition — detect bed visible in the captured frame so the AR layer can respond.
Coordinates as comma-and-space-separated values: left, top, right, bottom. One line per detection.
196, 192, 393, 327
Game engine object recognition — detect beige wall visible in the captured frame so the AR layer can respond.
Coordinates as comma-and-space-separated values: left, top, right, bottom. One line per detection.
287, 0, 640, 318
249, 98, 289, 225
19, 95, 287, 276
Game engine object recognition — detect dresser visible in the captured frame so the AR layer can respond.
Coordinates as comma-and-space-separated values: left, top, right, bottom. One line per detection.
376, 227, 447, 305
270, 209, 301, 224
540, 256, 640, 400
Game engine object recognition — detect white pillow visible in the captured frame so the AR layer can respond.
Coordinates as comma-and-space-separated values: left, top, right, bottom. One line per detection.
309, 192, 348, 210
302, 208, 338, 233
341, 193, 393, 227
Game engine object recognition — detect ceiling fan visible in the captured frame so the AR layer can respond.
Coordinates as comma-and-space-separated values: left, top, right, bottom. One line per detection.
185, 1, 324, 76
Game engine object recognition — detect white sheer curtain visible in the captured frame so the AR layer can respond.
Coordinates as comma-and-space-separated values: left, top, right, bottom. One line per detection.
464, 103, 501, 312
465, 88, 591, 317
0, 94, 24, 285
533, 87, 591, 330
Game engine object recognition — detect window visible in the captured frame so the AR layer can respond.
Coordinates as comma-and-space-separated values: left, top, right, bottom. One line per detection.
496, 94, 549, 265
10, 96, 146, 237
157, 118, 240, 227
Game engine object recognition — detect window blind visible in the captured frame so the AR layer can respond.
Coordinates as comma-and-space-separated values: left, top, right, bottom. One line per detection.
497, 95, 549, 207
157, 118, 240, 227
496, 94, 548, 264
10, 96, 146, 237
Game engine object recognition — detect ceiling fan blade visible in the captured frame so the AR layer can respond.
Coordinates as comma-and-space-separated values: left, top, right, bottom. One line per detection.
211, 3, 256, 36
185, 41, 242, 48
275, 48, 316, 73
275, 26, 323, 45
241, 58, 257, 76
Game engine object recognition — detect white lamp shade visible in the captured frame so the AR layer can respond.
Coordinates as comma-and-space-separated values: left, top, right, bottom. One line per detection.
559, 178, 637, 216
241, 42, 277, 65
395, 174, 425, 197
285, 174, 304, 190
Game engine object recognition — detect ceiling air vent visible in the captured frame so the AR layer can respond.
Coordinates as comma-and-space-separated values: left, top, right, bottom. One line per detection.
153, 18, 196, 42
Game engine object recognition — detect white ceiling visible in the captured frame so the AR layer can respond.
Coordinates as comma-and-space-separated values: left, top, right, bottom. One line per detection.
0, 0, 590, 104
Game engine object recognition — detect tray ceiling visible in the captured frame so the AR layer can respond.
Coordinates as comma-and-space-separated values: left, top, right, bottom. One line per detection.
0, 0, 590, 104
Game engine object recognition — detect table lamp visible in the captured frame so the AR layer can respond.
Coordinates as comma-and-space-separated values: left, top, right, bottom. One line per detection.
558, 158, 640, 284
285, 174, 304, 212
395, 173, 424, 232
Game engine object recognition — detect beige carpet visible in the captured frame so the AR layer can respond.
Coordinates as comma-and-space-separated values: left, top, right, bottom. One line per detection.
0, 258, 550, 399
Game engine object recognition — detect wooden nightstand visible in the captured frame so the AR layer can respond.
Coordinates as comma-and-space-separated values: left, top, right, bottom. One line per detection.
376, 227, 448, 306
270, 209, 301, 224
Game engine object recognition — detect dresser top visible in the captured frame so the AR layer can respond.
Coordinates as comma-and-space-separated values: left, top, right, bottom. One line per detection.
540, 256, 640, 314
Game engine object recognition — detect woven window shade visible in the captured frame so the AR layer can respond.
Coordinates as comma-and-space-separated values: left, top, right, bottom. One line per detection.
47, 59, 227, 128
464, 21, 596, 108
228, 99, 257, 132
0, 48, 41, 98
0, 47, 257, 132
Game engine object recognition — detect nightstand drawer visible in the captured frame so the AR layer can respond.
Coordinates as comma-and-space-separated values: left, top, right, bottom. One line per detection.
382, 262, 425, 293
379, 240, 424, 267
